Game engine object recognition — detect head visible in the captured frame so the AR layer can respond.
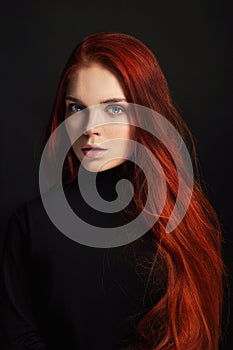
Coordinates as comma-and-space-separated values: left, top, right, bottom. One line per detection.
50, 32, 188, 178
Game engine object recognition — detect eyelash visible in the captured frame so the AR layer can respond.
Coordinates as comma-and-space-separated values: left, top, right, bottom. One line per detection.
68, 104, 85, 113
105, 105, 125, 115
67, 104, 126, 116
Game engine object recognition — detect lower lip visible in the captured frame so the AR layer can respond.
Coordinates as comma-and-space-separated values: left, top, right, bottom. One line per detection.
81, 149, 108, 158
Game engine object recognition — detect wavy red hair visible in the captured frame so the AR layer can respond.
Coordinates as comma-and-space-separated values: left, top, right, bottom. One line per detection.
49, 32, 225, 350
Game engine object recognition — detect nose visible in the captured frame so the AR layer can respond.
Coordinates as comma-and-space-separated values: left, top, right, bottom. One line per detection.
83, 107, 103, 136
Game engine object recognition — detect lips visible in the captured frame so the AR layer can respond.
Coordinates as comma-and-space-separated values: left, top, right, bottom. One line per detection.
82, 147, 106, 151
81, 143, 107, 150
81, 144, 108, 158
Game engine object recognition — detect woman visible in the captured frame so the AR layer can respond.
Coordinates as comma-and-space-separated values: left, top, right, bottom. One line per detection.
2, 32, 225, 350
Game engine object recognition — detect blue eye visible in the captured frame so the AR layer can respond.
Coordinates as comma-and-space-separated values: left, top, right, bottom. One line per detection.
106, 105, 125, 116
68, 104, 84, 113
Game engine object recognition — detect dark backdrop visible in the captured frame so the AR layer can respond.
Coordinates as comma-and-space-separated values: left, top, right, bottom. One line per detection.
0, 0, 232, 349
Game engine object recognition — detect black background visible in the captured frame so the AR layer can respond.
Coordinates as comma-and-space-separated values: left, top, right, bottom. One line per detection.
0, 0, 232, 349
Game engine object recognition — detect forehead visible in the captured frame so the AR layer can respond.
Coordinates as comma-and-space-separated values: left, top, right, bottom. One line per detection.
66, 63, 125, 106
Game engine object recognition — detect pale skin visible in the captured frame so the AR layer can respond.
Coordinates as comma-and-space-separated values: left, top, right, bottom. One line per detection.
64, 63, 136, 172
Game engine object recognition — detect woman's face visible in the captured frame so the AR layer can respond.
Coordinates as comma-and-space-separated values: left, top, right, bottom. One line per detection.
65, 63, 135, 172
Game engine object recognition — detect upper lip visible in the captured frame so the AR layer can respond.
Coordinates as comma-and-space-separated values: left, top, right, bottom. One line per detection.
81, 144, 107, 150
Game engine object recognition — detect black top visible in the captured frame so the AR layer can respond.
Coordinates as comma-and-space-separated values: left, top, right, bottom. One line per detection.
1, 161, 167, 350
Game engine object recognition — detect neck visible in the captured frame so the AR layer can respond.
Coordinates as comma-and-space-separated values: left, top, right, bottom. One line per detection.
75, 160, 134, 201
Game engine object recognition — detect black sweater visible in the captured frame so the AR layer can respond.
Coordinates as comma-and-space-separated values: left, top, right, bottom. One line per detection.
1, 162, 166, 350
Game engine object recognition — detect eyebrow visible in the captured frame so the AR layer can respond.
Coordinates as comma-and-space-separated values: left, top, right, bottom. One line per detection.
65, 96, 127, 105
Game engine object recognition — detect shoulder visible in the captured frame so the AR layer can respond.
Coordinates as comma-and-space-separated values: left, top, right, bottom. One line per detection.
6, 180, 81, 242
9, 180, 76, 225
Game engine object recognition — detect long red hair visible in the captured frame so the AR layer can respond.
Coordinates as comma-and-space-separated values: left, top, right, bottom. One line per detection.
49, 32, 225, 350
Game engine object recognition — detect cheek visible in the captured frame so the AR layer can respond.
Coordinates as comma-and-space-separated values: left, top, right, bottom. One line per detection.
107, 125, 135, 158
71, 137, 83, 159
71, 137, 81, 151
129, 125, 136, 140
107, 125, 135, 139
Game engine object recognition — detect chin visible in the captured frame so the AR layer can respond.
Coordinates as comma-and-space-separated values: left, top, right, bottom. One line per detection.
80, 159, 123, 173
